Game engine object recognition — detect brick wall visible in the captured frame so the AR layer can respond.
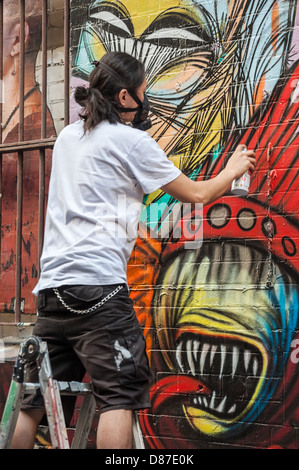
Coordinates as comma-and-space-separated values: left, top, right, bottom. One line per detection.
70, 0, 299, 449
1, 0, 299, 450
38, 0, 65, 134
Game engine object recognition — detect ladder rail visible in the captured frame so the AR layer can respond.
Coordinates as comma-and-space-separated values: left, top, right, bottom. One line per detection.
42, 376, 70, 449
37, 342, 70, 449
0, 336, 30, 449
71, 393, 96, 449
0, 380, 25, 449
133, 411, 145, 449
0, 336, 146, 449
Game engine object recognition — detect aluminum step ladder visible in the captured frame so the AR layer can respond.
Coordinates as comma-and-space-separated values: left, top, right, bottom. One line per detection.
0, 335, 145, 449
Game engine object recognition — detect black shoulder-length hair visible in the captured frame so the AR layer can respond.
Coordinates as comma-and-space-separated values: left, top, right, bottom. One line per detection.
74, 51, 145, 133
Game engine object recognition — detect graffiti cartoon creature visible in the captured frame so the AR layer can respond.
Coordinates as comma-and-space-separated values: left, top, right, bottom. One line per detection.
137, 63, 299, 448
71, 0, 299, 448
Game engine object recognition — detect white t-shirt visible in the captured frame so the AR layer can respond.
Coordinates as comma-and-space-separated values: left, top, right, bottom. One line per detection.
33, 120, 181, 294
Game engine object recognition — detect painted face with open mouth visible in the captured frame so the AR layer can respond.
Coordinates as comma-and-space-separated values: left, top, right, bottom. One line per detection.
152, 242, 299, 437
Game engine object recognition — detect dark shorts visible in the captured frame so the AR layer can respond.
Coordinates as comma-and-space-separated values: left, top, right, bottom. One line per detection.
21, 284, 152, 422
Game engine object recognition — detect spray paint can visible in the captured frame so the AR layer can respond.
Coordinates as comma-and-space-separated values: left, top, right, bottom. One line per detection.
231, 147, 250, 196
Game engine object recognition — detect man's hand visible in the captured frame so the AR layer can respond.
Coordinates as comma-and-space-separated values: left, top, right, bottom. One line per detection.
225, 145, 256, 179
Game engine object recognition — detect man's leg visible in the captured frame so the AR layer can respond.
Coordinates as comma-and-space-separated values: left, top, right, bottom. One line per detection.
97, 409, 133, 449
10, 409, 45, 449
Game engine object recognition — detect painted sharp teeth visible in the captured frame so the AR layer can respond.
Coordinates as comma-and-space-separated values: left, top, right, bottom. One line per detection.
187, 339, 196, 375
200, 343, 210, 375
232, 346, 239, 379
210, 390, 216, 410
175, 336, 261, 418
193, 339, 200, 362
210, 344, 217, 367
219, 345, 226, 379
176, 341, 183, 372
176, 340, 260, 379
253, 357, 258, 376
191, 391, 237, 416
244, 349, 251, 371
228, 404, 236, 414
216, 395, 227, 413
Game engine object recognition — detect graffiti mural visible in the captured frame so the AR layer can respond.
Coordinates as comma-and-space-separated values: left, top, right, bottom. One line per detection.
135, 62, 299, 448
69, 0, 299, 448
0, 0, 56, 315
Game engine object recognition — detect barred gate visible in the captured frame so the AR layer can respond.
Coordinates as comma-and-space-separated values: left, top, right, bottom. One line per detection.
0, 0, 70, 327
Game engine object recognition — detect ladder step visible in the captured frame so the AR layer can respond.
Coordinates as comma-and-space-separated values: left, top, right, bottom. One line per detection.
24, 381, 92, 396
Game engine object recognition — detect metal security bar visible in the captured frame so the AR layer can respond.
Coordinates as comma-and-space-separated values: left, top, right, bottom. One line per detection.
0, 0, 70, 326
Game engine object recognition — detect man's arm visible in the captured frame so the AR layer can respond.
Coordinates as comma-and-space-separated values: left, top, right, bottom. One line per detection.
161, 145, 256, 206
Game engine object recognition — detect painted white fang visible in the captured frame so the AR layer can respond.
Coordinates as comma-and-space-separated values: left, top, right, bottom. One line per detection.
176, 341, 184, 372
210, 344, 217, 368
216, 395, 227, 413
228, 404, 236, 414
244, 349, 251, 371
210, 390, 216, 410
200, 343, 210, 376
252, 357, 259, 376
232, 346, 239, 379
193, 339, 200, 362
219, 345, 226, 379
187, 339, 196, 376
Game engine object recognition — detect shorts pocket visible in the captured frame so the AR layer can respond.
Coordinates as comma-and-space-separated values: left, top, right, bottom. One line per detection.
62, 285, 103, 303
37, 293, 46, 311
106, 325, 151, 386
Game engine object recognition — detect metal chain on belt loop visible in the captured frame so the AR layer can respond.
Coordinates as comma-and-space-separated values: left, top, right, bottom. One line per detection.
53, 285, 123, 315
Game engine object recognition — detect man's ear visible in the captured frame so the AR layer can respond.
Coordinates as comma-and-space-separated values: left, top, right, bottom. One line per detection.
10, 21, 30, 57
117, 88, 129, 107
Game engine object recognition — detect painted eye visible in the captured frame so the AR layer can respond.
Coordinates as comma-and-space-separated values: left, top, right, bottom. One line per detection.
88, 2, 134, 37
140, 9, 212, 50
145, 27, 206, 49
89, 10, 131, 37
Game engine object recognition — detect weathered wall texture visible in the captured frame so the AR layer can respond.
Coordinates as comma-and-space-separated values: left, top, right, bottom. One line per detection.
0, 0, 65, 316
1, 0, 299, 450
70, 0, 299, 449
